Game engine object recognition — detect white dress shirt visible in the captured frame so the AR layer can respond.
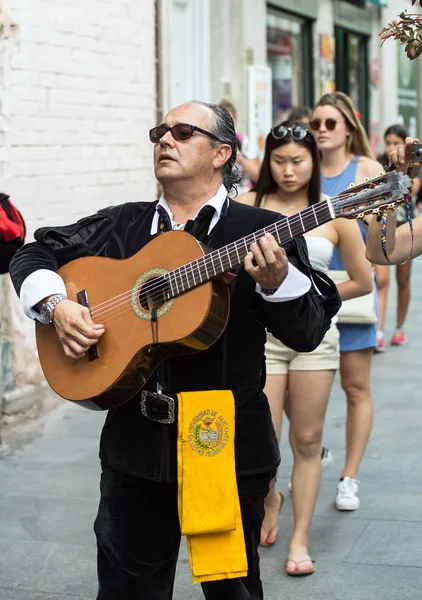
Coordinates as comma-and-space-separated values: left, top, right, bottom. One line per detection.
20, 184, 311, 320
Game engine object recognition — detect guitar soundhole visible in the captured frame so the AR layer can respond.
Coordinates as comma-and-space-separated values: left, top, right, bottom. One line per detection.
139, 277, 167, 311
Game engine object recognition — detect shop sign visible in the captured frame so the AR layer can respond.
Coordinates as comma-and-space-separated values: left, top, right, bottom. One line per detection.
334, 1, 373, 35
268, 0, 318, 19
247, 66, 272, 160
319, 35, 335, 96
370, 56, 380, 88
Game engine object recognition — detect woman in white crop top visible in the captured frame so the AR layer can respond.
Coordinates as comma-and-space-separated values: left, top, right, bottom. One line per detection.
238, 121, 372, 576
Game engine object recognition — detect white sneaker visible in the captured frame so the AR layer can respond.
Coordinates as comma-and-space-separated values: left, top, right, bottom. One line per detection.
321, 446, 333, 471
335, 477, 360, 511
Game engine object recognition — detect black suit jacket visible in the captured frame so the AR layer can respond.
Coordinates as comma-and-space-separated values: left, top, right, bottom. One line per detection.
10, 200, 341, 481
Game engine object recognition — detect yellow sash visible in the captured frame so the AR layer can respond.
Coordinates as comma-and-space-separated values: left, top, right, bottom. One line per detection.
177, 390, 248, 584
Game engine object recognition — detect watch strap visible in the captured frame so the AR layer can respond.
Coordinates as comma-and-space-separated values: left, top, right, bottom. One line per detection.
41, 293, 67, 323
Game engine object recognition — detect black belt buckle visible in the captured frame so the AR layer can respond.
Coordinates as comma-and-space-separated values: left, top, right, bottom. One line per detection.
140, 391, 175, 424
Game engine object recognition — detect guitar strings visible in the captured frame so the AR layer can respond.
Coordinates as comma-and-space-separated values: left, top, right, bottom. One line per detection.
88, 179, 397, 322
88, 199, 333, 312
89, 182, 396, 322
88, 175, 392, 318
89, 179, 397, 322
88, 198, 336, 320
89, 182, 370, 335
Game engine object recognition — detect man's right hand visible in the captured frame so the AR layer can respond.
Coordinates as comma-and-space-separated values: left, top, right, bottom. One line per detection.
53, 299, 105, 359
390, 137, 422, 178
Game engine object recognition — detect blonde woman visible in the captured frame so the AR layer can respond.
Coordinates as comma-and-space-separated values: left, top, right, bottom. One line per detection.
238, 121, 372, 575
310, 92, 384, 511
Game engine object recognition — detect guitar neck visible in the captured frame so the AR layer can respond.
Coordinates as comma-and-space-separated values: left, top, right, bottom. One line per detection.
165, 199, 335, 298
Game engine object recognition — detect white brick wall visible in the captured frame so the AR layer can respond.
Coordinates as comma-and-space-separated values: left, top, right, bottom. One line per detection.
2, 0, 156, 235
0, 0, 157, 385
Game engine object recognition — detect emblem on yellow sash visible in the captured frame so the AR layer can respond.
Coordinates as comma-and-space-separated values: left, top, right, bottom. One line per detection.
187, 409, 229, 457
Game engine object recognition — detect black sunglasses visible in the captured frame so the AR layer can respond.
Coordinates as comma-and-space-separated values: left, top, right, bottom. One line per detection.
309, 118, 338, 131
271, 124, 309, 141
149, 123, 223, 144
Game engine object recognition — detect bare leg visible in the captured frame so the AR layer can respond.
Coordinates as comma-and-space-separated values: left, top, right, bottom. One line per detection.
340, 349, 373, 480
260, 374, 288, 547
286, 369, 335, 574
396, 261, 412, 327
374, 264, 390, 333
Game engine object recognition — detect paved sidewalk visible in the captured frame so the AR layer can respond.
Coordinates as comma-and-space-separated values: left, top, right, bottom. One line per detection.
1, 261, 422, 599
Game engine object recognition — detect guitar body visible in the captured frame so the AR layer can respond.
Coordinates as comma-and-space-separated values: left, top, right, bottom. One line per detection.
35, 231, 230, 410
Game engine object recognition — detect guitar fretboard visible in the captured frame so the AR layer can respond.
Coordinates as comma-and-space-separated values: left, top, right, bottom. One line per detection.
138, 171, 407, 306
163, 200, 334, 299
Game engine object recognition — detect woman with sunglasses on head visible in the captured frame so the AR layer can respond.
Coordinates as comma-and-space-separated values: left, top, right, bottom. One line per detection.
237, 120, 372, 576
311, 92, 384, 512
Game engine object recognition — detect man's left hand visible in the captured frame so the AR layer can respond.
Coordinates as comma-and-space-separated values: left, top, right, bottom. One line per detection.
244, 232, 288, 291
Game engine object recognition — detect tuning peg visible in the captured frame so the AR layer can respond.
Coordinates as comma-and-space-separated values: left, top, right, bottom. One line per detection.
348, 183, 355, 188
363, 177, 369, 182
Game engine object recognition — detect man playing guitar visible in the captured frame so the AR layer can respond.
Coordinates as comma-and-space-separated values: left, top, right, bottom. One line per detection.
9, 101, 340, 599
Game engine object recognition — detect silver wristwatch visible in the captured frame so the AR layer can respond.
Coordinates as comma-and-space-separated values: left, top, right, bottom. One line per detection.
38, 294, 67, 325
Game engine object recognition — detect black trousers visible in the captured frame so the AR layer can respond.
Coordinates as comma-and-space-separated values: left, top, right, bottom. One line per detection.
94, 467, 273, 600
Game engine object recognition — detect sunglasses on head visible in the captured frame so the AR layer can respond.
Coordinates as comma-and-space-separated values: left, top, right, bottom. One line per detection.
271, 124, 309, 141
309, 118, 338, 131
149, 123, 223, 144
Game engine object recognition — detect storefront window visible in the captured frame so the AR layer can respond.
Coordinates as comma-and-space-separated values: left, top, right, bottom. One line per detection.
267, 11, 312, 125
335, 28, 369, 132
348, 35, 361, 112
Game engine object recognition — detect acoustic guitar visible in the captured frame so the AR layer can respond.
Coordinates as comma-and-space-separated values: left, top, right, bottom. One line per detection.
35, 171, 411, 409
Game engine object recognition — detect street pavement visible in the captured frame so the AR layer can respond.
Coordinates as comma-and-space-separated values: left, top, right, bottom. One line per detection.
1, 259, 422, 600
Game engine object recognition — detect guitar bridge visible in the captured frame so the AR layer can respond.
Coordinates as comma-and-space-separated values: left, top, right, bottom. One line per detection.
76, 290, 100, 362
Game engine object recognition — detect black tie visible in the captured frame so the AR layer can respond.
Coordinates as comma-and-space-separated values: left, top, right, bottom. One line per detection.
184, 205, 216, 242
156, 204, 216, 243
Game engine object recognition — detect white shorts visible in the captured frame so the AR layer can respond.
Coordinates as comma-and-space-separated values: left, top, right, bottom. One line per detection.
265, 325, 340, 375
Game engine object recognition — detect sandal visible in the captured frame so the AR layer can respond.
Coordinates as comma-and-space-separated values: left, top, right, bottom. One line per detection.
285, 558, 315, 577
260, 491, 284, 547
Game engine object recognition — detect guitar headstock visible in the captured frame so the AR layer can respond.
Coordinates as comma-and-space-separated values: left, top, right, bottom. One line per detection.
332, 171, 413, 219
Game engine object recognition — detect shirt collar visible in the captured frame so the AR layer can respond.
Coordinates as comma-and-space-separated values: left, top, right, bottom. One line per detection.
150, 184, 229, 235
